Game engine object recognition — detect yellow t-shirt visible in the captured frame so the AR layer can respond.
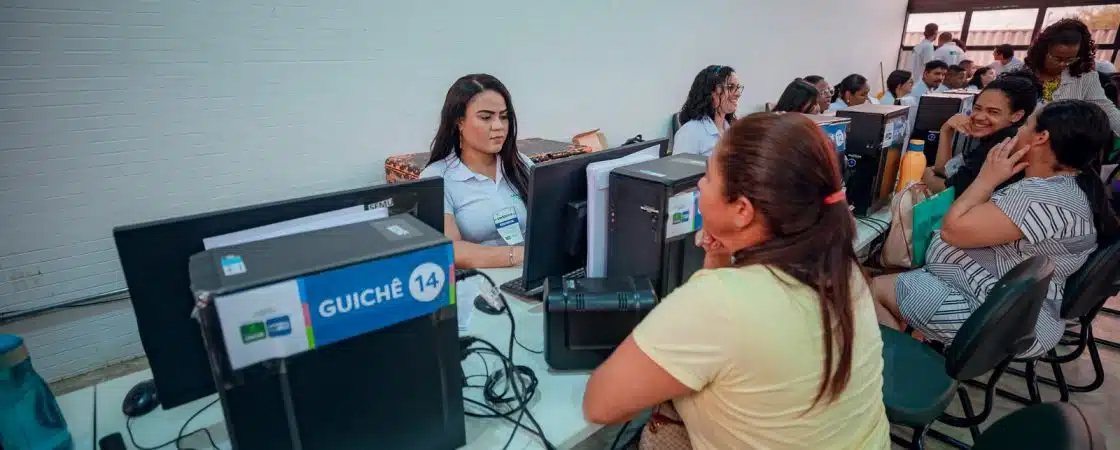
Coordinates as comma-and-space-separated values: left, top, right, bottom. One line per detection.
632, 265, 890, 450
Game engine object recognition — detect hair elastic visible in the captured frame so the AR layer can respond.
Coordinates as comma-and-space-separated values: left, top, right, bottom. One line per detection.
823, 191, 846, 205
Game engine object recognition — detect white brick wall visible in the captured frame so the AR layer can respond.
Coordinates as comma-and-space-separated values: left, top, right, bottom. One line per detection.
0, 0, 907, 381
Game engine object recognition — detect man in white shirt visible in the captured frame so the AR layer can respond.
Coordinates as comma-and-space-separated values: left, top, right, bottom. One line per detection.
932, 32, 964, 66
911, 23, 938, 77
992, 44, 1023, 74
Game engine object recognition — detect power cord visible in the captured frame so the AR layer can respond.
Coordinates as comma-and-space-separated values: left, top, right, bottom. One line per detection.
125, 398, 220, 450
458, 270, 555, 450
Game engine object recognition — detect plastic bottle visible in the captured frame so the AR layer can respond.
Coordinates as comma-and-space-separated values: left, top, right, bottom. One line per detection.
896, 139, 928, 193
0, 334, 74, 450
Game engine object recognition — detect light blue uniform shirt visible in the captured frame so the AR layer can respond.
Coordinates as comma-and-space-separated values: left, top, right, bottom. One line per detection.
672, 117, 726, 157
827, 99, 849, 113
419, 153, 533, 246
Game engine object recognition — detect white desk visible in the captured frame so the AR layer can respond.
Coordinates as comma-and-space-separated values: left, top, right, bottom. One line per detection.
90, 213, 892, 450
56, 387, 96, 450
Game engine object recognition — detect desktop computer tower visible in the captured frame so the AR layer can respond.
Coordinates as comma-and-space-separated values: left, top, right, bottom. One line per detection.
606, 154, 707, 298
838, 103, 910, 216
808, 114, 853, 184
912, 91, 977, 165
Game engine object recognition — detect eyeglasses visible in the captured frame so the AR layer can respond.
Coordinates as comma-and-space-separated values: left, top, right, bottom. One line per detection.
724, 84, 745, 94
1046, 53, 1079, 65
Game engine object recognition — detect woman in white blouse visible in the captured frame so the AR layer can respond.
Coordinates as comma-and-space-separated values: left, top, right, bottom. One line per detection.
1021, 18, 1120, 136
420, 74, 533, 269
672, 65, 741, 157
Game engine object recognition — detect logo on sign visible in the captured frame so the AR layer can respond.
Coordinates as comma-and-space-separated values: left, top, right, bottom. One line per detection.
221, 255, 246, 276
240, 322, 266, 344
265, 316, 292, 337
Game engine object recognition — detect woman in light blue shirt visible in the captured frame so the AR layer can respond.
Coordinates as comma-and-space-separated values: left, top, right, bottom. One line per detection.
419, 74, 533, 269
880, 70, 914, 106
827, 74, 870, 112
672, 65, 741, 157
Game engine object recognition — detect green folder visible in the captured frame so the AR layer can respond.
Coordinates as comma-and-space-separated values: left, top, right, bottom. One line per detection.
912, 187, 956, 266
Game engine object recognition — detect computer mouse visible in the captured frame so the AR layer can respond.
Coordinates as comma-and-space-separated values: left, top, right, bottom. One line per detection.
121, 379, 160, 417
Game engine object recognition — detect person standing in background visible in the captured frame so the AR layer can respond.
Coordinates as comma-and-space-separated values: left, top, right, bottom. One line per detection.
933, 32, 964, 66
911, 23, 938, 77
992, 44, 1023, 74
673, 65, 741, 157
803, 75, 833, 114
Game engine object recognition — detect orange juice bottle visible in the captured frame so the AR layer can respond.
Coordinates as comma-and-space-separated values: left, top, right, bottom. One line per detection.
896, 139, 927, 192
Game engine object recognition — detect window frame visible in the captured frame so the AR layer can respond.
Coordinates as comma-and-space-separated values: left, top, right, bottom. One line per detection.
899, 2, 1120, 68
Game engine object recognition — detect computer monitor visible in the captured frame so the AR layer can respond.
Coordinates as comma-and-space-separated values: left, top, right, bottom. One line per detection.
509, 138, 669, 296
113, 177, 444, 410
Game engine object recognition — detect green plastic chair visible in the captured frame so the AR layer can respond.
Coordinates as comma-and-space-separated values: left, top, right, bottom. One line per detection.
971, 402, 1105, 450
984, 240, 1120, 405
881, 256, 1055, 449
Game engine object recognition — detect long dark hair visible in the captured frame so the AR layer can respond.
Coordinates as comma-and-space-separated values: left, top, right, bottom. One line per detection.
1026, 18, 1096, 77
773, 78, 819, 113
426, 74, 529, 199
719, 113, 862, 407
832, 74, 867, 103
1032, 100, 1120, 245
679, 65, 737, 124
886, 70, 912, 100
982, 72, 1040, 126
969, 66, 993, 89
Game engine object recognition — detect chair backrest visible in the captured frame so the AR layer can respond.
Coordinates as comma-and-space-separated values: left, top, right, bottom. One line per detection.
1062, 240, 1120, 319
944, 256, 1055, 380
668, 112, 683, 154
972, 402, 1106, 450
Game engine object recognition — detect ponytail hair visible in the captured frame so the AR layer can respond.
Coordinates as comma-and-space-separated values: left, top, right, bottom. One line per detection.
1034, 100, 1120, 245
832, 74, 868, 103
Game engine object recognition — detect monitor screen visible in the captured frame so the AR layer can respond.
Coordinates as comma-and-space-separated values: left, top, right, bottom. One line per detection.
521, 138, 668, 294
112, 177, 443, 409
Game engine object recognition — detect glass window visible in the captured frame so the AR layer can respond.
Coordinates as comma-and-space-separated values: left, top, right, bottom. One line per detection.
965, 8, 1039, 48
1099, 49, 1117, 66
1044, 5, 1120, 30
898, 50, 912, 70
903, 12, 966, 47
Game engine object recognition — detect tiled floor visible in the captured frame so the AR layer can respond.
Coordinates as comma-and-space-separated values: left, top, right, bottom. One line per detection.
52, 302, 1120, 449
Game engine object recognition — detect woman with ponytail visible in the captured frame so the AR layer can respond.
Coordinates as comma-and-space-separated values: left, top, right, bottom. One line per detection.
874, 99, 1117, 359
827, 74, 870, 112
584, 113, 890, 449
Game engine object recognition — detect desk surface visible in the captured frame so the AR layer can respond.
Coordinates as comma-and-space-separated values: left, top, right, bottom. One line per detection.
87, 213, 891, 450
57, 387, 96, 450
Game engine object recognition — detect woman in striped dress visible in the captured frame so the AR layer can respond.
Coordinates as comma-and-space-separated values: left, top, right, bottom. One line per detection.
872, 100, 1120, 358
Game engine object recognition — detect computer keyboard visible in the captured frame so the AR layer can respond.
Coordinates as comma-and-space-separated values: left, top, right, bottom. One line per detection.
500, 267, 587, 300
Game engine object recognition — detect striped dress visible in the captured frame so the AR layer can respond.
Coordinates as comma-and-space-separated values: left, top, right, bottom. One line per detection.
895, 176, 1097, 358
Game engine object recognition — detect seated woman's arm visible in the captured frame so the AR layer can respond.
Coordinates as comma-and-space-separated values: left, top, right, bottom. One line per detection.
939, 141, 1026, 248
443, 214, 523, 269
584, 275, 729, 424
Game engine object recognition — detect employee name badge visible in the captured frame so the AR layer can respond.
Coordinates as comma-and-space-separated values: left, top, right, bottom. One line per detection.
493, 207, 524, 245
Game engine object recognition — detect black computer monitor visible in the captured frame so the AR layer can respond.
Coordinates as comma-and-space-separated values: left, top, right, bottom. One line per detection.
514, 138, 669, 296
113, 177, 444, 409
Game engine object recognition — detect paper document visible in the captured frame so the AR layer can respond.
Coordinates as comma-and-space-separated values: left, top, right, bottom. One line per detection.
204, 206, 388, 250
585, 151, 659, 277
